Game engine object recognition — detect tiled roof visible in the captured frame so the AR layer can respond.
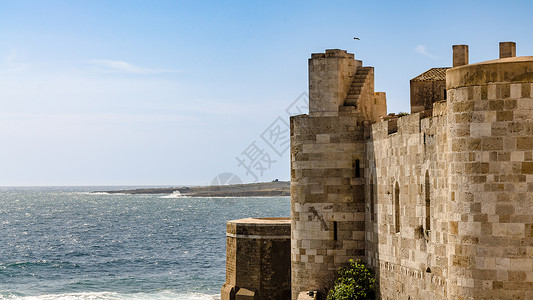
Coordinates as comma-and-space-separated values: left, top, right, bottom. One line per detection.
411, 67, 450, 81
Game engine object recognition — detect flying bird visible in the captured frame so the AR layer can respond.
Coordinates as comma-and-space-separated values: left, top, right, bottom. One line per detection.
354, 37, 360, 40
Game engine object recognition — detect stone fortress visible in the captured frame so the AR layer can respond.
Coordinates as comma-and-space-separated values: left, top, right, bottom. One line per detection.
222, 42, 533, 300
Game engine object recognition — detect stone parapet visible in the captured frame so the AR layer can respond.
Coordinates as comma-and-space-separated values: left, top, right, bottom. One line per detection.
446, 56, 533, 89
308, 49, 361, 115
222, 218, 291, 300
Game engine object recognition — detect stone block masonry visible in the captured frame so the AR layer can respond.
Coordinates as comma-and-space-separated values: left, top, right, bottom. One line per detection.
293, 43, 532, 299
291, 113, 367, 299
222, 218, 291, 300
291, 49, 376, 299
366, 109, 451, 299
444, 57, 533, 299
223, 42, 533, 300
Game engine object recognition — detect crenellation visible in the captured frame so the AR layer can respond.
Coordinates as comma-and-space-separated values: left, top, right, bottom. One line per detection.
453, 45, 469, 67
500, 42, 517, 59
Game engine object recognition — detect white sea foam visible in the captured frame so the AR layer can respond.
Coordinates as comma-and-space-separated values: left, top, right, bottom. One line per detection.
0, 292, 119, 300
159, 191, 186, 198
78, 192, 130, 196
90, 192, 130, 196
83, 192, 111, 195
0, 291, 220, 300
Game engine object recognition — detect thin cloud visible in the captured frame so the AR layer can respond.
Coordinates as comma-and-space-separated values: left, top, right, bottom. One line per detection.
1, 49, 28, 72
90, 59, 178, 74
415, 45, 438, 59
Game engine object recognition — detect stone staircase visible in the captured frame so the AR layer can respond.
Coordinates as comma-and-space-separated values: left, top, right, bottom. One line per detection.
344, 67, 372, 107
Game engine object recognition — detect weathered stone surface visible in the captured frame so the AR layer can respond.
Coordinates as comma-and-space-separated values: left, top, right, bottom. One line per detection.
222, 218, 291, 300
447, 56, 533, 89
291, 50, 373, 298
296, 291, 317, 300
410, 68, 448, 113
236, 288, 256, 300
221, 283, 237, 300
309, 49, 359, 116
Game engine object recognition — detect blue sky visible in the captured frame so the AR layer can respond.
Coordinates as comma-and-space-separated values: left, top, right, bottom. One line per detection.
0, 0, 532, 186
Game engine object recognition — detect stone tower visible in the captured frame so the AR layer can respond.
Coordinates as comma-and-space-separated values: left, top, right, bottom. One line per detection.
444, 43, 533, 299
290, 49, 386, 299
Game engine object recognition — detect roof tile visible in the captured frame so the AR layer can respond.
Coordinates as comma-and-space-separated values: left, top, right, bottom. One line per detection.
412, 67, 450, 81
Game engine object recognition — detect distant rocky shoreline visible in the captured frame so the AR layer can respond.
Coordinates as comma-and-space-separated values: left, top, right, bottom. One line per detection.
94, 181, 290, 197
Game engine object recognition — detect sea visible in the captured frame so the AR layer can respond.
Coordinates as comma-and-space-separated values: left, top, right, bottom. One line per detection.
0, 186, 290, 300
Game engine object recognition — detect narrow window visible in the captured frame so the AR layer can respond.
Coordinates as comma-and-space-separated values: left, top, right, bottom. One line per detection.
425, 171, 431, 231
355, 159, 361, 178
443, 89, 447, 100
370, 177, 375, 221
333, 221, 338, 241
395, 182, 400, 233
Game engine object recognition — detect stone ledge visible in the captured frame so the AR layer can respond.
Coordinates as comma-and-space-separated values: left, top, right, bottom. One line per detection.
447, 56, 533, 89
227, 218, 291, 237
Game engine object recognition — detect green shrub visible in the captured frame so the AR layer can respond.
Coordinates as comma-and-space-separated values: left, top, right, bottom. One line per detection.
326, 259, 376, 300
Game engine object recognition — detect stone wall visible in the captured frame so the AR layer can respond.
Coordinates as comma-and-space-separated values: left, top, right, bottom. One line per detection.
364, 55, 533, 299
290, 111, 366, 299
222, 218, 291, 300
365, 108, 450, 299
410, 79, 447, 113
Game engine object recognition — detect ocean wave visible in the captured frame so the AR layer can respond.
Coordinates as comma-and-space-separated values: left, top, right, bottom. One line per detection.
81, 192, 128, 196
0, 291, 220, 300
0, 292, 119, 300
0, 187, 288, 300
0, 260, 80, 270
159, 191, 187, 199
81, 192, 111, 195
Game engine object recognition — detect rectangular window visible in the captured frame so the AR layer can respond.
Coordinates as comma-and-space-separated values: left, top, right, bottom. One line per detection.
370, 181, 375, 221
333, 221, 338, 241
395, 182, 400, 233
425, 171, 431, 231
